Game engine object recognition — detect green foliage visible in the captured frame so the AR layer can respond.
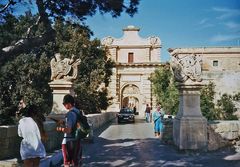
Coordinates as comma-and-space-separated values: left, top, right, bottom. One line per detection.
0, 52, 53, 125
0, 13, 19, 48
0, 14, 114, 125
40, 0, 139, 20
54, 20, 114, 113
0, 1, 140, 124
151, 67, 239, 121
150, 64, 179, 115
0, 0, 140, 23
0, 11, 42, 48
0, 13, 53, 125
217, 94, 238, 120
200, 82, 238, 120
200, 82, 220, 120
233, 92, 240, 101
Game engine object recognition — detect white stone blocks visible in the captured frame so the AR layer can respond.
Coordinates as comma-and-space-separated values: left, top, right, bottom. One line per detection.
210, 121, 240, 140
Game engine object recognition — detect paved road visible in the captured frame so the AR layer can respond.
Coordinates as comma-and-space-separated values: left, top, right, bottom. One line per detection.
81, 118, 240, 167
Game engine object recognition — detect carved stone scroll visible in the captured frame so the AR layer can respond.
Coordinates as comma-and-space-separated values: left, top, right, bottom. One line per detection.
171, 54, 202, 83
50, 53, 81, 81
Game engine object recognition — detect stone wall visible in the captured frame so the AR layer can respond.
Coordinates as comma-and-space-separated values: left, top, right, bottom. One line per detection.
0, 112, 116, 161
86, 112, 116, 130
162, 120, 240, 152
162, 119, 173, 144
208, 120, 240, 152
202, 71, 240, 102
0, 121, 63, 160
0, 125, 22, 160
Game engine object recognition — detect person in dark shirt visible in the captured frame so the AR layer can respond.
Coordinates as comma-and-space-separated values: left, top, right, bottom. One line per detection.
145, 104, 151, 123
57, 94, 82, 167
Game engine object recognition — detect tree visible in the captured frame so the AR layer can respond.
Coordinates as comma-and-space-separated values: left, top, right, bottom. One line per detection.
150, 64, 179, 115
0, 0, 140, 59
217, 94, 238, 120
53, 19, 115, 113
0, 13, 115, 124
200, 82, 238, 120
0, 0, 140, 125
151, 65, 239, 120
0, 12, 54, 125
200, 82, 220, 120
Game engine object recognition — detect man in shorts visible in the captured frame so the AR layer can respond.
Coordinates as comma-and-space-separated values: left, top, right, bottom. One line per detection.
57, 94, 82, 167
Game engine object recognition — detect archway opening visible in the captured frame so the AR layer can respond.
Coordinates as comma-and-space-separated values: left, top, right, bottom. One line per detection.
121, 84, 141, 115
122, 96, 139, 109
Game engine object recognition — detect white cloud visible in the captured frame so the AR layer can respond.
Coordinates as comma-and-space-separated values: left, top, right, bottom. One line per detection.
212, 7, 240, 20
197, 23, 214, 30
198, 18, 208, 25
210, 34, 240, 42
224, 21, 240, 29
196, 18, 214, 30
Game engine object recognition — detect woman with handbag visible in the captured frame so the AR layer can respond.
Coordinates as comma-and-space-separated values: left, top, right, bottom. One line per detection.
152, 105, 164, 138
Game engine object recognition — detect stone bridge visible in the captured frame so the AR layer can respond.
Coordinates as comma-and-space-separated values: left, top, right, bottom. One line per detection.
0, 112, 116, 166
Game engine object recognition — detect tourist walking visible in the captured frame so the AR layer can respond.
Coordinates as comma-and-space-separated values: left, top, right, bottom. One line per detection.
145, 104, 151, 123
57, 94, 82, 167
152, 105, 164, 138
133, 106, 137, 115
18, 104, 46, 167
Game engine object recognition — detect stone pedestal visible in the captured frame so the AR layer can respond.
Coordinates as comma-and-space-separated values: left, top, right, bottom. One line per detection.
49, 80, 75, 114
173, 83, 207, 150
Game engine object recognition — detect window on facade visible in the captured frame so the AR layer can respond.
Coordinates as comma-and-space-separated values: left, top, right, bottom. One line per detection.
128, 52, 134, 63
213, 60, 218, 67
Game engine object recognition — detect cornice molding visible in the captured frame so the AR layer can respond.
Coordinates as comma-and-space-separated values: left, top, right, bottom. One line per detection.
106, 45, 162, 49
115, 62, 165, 67
168, 47, 240, 56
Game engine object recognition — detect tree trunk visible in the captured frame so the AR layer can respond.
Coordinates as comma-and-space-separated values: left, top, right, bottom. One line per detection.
0, 0, 54, 60
0, 30, 55, 59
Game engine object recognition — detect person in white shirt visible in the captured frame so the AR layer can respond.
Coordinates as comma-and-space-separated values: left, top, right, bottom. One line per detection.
18, 105, 46, 167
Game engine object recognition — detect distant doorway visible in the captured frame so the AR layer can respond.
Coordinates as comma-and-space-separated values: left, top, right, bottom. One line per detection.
121, 84, 141, 114
122, 96, 139, 110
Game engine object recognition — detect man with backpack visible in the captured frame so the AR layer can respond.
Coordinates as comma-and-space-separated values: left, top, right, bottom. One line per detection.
56, 94, 83, 167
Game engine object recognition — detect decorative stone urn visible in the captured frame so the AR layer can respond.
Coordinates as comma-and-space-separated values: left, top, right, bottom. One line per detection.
169, 49, 207, 150
48, 53, 81, 114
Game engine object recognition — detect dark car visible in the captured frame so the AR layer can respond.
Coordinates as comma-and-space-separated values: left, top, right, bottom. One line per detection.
117, 108, 135, 123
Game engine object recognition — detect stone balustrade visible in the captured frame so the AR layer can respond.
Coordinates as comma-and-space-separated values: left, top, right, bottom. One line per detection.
162, 120, 240, 152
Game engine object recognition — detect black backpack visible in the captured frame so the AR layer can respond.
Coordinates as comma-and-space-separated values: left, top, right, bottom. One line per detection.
71, 109, 91, 140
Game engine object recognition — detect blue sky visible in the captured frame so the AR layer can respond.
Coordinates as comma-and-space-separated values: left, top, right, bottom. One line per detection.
85, 0, 240, 62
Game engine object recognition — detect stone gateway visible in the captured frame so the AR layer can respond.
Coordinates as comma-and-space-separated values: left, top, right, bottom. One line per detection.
101, 26, 162, 117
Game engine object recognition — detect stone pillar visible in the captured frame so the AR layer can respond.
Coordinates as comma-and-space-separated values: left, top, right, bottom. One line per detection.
169, 49, 207, 150
49, 53, 81, 114
173, 83, 207, 150
48, 80, 75, 114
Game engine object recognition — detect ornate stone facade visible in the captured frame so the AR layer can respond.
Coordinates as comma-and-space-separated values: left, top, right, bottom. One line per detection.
101, 26, 162, 117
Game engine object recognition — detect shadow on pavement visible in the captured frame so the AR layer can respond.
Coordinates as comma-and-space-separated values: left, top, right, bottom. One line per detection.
81, 119, 240, 167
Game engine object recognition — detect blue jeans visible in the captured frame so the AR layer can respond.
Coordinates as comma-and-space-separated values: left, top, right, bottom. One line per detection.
146, 113, 150, 123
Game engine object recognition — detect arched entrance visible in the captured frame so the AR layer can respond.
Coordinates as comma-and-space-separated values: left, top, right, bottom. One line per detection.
122, 96, 139, 109
121, 84, 144, 117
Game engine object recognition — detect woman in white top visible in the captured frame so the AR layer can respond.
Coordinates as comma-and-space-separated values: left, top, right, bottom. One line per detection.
18, 105, 46, 167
